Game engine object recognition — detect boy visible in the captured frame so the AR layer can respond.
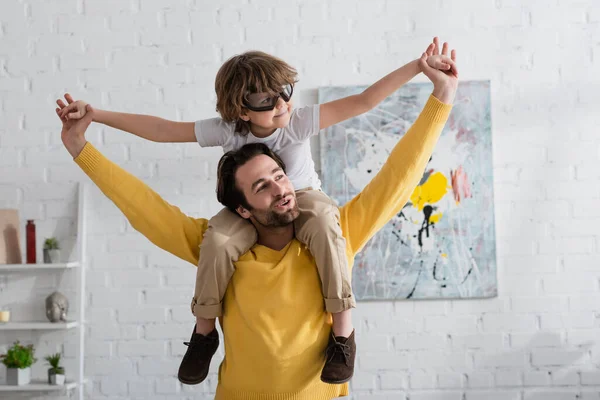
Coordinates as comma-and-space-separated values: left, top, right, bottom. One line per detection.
58, 37, 456, 385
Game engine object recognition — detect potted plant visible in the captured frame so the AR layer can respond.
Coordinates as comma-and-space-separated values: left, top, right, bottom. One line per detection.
43, 237, 61, 263
45, 353, 65, 385
0, 341, 36, 385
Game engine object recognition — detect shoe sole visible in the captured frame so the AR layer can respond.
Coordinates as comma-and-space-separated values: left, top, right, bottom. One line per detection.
320, 373, 354, 384
178, 375, 207, 385
178, 366, 209, 385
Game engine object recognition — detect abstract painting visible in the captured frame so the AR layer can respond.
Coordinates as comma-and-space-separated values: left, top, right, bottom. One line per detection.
319, 81, 496, 300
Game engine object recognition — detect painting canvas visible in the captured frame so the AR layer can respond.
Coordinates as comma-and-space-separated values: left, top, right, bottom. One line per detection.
319, 81, 496, 300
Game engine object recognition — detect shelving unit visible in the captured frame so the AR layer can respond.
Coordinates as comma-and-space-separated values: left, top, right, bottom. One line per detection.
0, 321, 79, 330
0, 380, 79, 392
0, 262, 80, 271
0, 184, 88, 399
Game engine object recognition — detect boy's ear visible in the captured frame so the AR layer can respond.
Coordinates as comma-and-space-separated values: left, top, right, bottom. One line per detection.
236, 205, 251, 219
239, 110, 250, 122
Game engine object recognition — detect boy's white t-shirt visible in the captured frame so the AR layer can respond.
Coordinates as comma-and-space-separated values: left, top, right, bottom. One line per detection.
194, 105, 322, 191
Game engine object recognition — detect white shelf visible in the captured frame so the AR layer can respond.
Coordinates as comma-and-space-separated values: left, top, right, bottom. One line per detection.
0, 321, 79, 330
1, 184, 88, 399
0, 262, 80, 271
0, 380, 78, 392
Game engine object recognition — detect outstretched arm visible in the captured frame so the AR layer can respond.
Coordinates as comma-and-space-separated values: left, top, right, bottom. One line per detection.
319, 37, 457, 131
57, 94, 196, 143
56, 102, 205, 265
340, 39, 458, 257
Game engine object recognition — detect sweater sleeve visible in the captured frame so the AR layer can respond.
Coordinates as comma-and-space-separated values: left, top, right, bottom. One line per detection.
75, 143, 206, 266
339, 95, 453, 258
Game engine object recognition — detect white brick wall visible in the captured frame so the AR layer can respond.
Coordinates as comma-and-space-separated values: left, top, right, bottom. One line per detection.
0, 0, 599, 399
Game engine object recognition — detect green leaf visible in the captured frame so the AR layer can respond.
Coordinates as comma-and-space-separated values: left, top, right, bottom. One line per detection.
1, 341, 37, 369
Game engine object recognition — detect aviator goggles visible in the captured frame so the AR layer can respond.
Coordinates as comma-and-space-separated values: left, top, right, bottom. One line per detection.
243, 83, 294, 112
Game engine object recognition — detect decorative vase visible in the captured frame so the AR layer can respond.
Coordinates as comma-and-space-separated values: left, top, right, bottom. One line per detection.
49, 372, 65, 385
26, 220, 36, 264
6, 367, 31, 386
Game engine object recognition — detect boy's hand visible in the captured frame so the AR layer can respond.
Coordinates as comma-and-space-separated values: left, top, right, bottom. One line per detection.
421, 39, 459, 77
57, 93, 89, 120
427, 54, 457, 74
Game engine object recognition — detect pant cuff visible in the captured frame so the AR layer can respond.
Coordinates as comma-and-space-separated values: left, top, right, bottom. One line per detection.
325, 296, 356, 313
191, 298, 223, 319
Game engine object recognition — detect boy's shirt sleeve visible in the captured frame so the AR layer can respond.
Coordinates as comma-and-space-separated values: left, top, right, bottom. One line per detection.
286, 105, 320, 141
195, 117, 234, 148
75, 143, 207, 266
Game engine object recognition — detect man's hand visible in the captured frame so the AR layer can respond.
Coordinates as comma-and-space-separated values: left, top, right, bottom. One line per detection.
420, 37, 459, 104
55, 94, 93, 158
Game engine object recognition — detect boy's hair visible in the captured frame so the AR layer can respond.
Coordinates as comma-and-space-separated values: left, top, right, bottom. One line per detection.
214, 51, 298, 134
216, 143, 287, 213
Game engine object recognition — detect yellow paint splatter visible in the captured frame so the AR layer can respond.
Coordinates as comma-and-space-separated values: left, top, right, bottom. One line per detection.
441, 253, 448, 258
410, 172, 449, 211
429, 212, 443, 224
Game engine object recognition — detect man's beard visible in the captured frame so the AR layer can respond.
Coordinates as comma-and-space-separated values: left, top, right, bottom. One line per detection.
250, 197, 300, 228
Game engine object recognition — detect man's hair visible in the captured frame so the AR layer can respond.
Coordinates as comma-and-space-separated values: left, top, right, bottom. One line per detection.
216, 143, 287, 213
214, 51, 298, 135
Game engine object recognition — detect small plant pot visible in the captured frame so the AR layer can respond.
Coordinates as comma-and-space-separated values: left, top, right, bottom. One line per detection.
6, 367, 31, 386
49, 372, 65, 385
43, 249, 61, 263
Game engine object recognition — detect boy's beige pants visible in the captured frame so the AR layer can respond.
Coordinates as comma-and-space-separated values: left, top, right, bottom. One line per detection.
191, 189, 355, 318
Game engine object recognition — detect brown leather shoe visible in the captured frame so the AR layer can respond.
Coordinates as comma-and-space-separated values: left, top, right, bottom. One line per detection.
177, 326, 219, 385
320, 329, 356, 384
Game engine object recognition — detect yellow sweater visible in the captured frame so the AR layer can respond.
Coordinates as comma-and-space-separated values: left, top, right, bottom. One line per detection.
75, 95, 452, 400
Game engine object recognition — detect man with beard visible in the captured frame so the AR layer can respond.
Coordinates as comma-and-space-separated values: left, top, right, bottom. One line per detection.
55, 45, 457, 399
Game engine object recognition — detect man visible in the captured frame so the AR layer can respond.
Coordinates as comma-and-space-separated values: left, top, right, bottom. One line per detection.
56, 42, 457, 399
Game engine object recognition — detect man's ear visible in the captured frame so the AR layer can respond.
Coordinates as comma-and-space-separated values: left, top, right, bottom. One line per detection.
236, 205, 252, 219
